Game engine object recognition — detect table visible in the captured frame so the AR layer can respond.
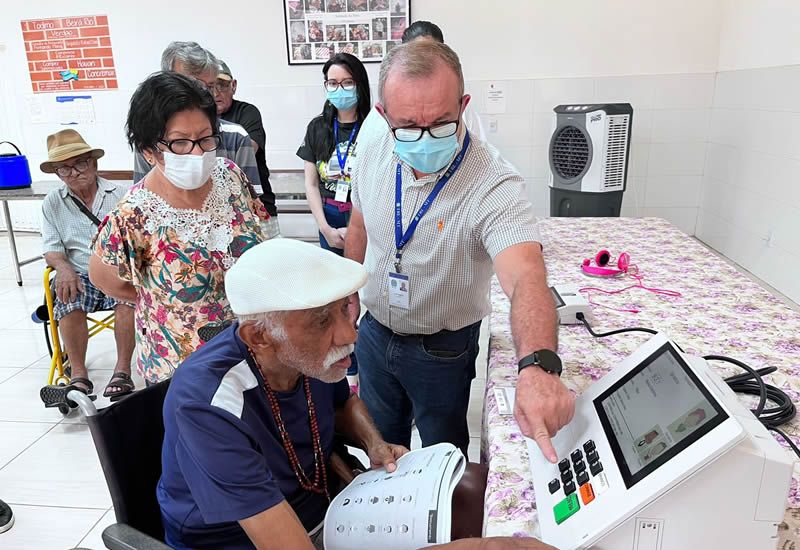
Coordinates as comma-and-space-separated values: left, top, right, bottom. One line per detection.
481, 217, 800, 545
0, 181, 63, 286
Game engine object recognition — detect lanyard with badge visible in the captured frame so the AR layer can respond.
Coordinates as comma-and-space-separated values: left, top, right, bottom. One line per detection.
331, 118, 359, 203
389, 132, 471, 310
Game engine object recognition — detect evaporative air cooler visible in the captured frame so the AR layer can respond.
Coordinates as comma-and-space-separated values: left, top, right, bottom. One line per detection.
548, 103, 633, 217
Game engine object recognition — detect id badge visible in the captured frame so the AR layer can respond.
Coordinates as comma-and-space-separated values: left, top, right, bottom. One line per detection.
334, 181, 350, 203
388, 272, 410, 309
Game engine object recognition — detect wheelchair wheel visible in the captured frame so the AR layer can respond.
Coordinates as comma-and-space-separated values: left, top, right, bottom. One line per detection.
57, 403, 70, 415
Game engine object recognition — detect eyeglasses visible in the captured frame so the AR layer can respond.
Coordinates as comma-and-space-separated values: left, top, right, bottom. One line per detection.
158, 135, 222, 155
199, 81, 231, 93
324, 79, 356, 92
389, 120, 460, 142
55, 159, 90, 178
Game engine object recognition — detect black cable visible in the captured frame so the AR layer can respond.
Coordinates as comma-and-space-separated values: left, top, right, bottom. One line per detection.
573, 313, 799, 458
703, 355, 799, 460
704, 354, 768, 417
576, 312, 657, 338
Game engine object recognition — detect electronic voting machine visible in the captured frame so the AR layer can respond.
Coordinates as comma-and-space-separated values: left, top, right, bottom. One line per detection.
523, 333, 794, 549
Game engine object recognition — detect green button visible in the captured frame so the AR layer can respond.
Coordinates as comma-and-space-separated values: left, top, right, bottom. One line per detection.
553, 493, 580, 524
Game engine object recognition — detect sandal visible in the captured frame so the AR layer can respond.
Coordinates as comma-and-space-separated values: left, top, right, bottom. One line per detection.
69, 377, 94, 395
103, 372, 135, 400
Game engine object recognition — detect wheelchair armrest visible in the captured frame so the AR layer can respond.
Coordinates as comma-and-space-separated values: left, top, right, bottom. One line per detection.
101, 523, 171, 550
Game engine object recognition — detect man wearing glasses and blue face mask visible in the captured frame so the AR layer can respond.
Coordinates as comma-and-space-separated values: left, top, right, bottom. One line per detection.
345, 40, 575, 464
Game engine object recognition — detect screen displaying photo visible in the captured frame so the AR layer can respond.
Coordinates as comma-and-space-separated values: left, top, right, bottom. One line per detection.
594, 344, 728, 487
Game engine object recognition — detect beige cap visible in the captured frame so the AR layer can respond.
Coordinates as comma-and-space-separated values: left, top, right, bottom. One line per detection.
225, 239, 367, 315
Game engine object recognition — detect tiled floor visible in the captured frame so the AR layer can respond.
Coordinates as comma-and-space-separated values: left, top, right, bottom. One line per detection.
0, 233, 489, 550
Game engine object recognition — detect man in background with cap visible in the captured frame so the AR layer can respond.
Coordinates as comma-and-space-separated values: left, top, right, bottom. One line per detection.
215, 60, 280, 238
40, 129, 135, 398
157, 239, 553, 550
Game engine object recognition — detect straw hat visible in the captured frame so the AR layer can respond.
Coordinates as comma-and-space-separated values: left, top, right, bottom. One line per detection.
40, 130, 104, 173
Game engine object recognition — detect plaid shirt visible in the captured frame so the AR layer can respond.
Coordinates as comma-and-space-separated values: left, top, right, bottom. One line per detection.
352, 130, 541, 334
133, 120, 260, 191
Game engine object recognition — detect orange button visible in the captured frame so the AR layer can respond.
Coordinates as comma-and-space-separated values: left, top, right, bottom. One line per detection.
579, 482, 595, 505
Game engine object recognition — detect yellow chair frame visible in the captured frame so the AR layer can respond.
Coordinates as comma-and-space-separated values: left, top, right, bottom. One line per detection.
43, 266, 116, 385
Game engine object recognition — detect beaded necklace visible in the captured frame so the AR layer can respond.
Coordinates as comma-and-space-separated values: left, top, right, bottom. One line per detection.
249, 350, 330, 500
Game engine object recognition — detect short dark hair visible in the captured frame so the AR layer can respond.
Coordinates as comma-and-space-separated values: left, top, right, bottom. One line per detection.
126, 72, 218, 153
401, 21, 444, 44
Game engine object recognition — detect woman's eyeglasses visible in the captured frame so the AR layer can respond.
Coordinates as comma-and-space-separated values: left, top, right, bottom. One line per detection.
158, 135, 222, 155
324, 79, 356, 92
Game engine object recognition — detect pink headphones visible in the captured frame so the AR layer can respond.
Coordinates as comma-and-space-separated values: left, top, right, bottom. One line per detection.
579, 249, 682, 313
581, 250, 637, 277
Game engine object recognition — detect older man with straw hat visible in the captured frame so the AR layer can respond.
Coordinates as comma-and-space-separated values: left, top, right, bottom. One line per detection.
40, 129, 135, 399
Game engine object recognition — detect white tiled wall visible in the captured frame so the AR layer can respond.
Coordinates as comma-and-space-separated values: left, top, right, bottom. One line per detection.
695, 65, 800, 304
471, 73, 715, 233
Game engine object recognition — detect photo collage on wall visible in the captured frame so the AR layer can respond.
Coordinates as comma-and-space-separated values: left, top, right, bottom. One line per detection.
284, 0, 409, 64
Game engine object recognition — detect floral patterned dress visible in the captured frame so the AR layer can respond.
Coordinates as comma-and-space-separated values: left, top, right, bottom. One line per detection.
94, 158, 267, 383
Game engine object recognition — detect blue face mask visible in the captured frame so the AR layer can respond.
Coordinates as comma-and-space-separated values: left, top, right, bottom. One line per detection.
394, 133, 459, 174
326, 87, 358, 110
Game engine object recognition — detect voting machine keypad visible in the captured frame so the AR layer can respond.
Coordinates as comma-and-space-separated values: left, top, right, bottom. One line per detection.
550, 439, 609, 525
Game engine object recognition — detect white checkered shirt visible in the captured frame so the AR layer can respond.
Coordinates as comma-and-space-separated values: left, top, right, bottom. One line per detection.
41, 177, 128, 273
352, 130, 541, 335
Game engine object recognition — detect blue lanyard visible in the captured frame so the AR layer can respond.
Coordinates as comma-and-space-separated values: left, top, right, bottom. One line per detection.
333, 118, 359, 172
394, 132, 471, 271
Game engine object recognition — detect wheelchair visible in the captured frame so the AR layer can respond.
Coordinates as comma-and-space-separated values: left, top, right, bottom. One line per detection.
32, 266, 116, 413
38, 378, 373, 550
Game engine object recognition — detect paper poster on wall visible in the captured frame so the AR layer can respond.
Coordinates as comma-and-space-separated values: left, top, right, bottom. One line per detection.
56, 95, 95, 125
485, 81, 507, 114
25, 96, 47, 123
21, 15, 118, 93
283, 0, 410, 65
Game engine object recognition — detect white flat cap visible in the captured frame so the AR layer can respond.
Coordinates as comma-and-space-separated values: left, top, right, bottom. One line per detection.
225, 239, 367, 315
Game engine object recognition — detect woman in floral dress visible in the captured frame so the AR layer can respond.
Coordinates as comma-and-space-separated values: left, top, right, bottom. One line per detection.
89, 72, 267, 384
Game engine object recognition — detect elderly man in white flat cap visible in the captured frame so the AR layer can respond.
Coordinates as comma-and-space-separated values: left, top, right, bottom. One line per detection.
40, 129, 135, 399
157, 239, 553, 550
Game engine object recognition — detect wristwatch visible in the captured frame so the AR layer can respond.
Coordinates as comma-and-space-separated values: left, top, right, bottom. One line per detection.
518, 349, 562, 377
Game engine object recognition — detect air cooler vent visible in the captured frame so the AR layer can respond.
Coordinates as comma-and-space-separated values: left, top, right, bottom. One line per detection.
603, 115, 629, 190
551, 125, 590, 181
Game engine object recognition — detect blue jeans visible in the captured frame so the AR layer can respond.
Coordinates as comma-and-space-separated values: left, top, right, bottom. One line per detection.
319, 202, 358, 376
357, 312, 481, 457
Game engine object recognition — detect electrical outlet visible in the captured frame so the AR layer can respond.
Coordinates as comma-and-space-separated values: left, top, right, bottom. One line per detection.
633, 517, 664, 549
489, 117, 498, 133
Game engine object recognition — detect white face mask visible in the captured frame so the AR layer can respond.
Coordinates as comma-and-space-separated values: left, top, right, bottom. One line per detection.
160, 150, 216, 190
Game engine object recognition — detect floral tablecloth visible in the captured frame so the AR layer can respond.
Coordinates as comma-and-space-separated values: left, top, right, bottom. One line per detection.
481, 217, 800, 547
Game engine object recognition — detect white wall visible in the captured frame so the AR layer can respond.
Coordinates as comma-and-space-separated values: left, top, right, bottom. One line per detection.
0, 0, 724, 176
415, 0, 723, 80
695, 1, 800, 303
717, 0, 800, 71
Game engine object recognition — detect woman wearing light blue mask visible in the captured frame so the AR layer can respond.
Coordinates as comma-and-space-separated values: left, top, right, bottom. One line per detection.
297, 52, 370, 389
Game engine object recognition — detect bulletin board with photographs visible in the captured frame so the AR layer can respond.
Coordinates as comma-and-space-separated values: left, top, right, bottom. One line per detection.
284, 0, 410, 65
